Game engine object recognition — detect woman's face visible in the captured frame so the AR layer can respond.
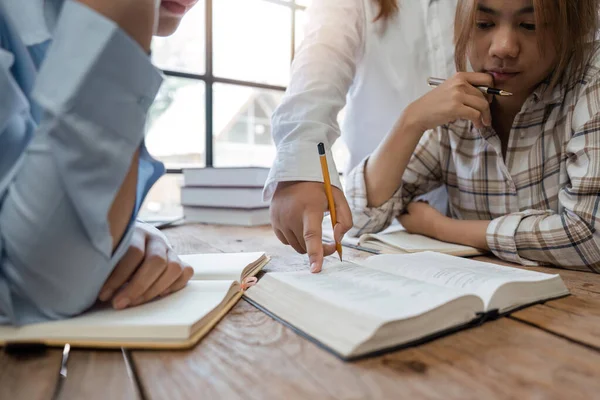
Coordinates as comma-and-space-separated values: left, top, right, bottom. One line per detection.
156, 0, 199, 36
467, 0, 558, 102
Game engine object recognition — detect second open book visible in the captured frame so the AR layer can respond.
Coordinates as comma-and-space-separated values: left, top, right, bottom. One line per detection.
0, 252, 269, 349
245, 252, 569, 360
322, 218, 486, 256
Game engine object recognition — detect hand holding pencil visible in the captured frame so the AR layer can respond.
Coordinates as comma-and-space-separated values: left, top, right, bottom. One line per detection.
268, 145, 352, 274
401, 72, 495, 131
318, 142, 343, 262
427, 77, 512, 96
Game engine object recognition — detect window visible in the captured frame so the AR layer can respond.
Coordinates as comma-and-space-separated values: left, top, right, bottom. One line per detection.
140, 0, 349, 219
213, 84, 283, 167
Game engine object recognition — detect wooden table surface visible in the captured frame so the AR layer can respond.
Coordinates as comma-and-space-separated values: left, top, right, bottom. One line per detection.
2, 224, 600, 400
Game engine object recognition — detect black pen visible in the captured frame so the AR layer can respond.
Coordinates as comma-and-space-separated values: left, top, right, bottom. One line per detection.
427, 77, 513, 96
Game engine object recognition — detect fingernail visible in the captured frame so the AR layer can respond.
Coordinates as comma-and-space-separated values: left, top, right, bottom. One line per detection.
98, 289, 112, 302
114, 297, 130, 310
310, 262, 319, 273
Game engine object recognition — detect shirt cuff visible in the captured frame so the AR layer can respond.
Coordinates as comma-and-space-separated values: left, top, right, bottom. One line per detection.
263, 141, 342, 201
32, 0, 163, 141
344, 156, 403, 237
486, 210, 548, 266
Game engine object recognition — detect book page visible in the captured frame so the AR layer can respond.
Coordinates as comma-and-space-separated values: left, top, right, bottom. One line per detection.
322, 216, 404, 247
362, 230, 481, 254
0, 281, 238, 342
268, 261, 482, 321
180, 252, 265, 281
362, 252, 560, 307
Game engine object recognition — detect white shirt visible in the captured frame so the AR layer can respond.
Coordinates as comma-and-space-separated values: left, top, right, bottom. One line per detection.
264, 0, 457, 200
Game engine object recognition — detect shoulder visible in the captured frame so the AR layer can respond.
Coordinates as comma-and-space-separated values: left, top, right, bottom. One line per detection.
570, 43, 600, 130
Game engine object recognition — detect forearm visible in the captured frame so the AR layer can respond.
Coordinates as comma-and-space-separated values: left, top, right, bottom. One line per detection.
32, 1, 163, 252
436, 218, 490, 250
264, 0, 363, 201
365, 114, 425, 207
487, 211, 600, 270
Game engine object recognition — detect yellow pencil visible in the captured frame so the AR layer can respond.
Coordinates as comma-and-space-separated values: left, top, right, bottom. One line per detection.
317, 142, 343, 261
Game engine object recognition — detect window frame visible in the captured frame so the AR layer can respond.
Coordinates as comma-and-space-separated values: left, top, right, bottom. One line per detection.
161, 0, 306, 173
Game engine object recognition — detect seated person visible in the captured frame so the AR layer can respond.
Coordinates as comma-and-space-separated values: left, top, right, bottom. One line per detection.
345, 0, 600, 271
0, 0, 198, 325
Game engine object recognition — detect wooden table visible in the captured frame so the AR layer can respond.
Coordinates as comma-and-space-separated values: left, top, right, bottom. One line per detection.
2, 224, 600, 400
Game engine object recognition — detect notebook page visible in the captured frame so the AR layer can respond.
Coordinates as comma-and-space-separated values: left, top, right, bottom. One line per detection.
268, 262, 482, 322
322, 216, 404, 246
0, 281, 237, 342
362, 252, 559, 306
181, 252, 265, 281
365, 230, 478, 253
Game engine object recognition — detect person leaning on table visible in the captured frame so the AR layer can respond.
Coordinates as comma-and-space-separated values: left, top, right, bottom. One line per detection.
0, 0, 200, 325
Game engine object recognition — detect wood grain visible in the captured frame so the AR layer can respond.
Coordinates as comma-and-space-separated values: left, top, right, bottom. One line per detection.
511, 295, 600, 350
133, 301, 600, 400
0, 349, 61, 400
128, 224, 600, 399
171, 225, 600, 351
57, 350, 140, 400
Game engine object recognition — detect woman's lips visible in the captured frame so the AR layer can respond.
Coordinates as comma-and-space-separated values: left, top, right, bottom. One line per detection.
487, 71, 520, 83
161, 1, 188, 15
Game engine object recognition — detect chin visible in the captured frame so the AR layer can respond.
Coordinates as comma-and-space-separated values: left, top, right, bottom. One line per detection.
156, 16, 183, 36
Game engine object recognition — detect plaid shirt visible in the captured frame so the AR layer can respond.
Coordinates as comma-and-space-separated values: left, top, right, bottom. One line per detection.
346, 45, 600, 272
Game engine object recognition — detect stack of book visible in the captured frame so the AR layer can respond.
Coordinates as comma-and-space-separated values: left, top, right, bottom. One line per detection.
181, 167, 271, 226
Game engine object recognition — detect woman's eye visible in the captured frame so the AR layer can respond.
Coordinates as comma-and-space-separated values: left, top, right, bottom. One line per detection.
476, 22, 494, 30
521, 23, 536, 31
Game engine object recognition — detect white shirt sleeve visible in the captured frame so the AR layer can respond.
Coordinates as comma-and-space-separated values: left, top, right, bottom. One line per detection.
263, 0, 365, 200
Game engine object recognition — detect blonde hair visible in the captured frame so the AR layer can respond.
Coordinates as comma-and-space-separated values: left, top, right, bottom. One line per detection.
454, 0, 600, 88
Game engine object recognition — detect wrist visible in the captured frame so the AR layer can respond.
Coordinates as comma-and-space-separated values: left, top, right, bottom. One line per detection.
431, 214, 453, 241
397, 102, 429, 136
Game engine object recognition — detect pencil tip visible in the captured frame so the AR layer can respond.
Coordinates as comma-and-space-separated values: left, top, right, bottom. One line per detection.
500, 90, 513, 96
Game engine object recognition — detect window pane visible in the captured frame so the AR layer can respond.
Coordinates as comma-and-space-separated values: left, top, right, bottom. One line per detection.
295, 0, 311, 7
138, 174, 184, 221
146, 77, 206, 168
152, 1, 205, 74
294, 9, 306, 50
213, 83, 284, 167
214, 0, 291, 86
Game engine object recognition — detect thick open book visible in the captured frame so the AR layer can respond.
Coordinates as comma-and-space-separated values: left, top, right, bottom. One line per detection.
245, 252, 568, 360
323, 218, 485, 256
0, 252, 269, 349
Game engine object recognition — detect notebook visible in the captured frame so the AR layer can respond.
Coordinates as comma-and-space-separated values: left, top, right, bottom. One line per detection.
322, 217, 485, 256
245, 252, 569, 360
0, 252, 270, 349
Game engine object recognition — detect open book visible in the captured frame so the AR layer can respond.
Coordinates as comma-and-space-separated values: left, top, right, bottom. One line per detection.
0, 252, 269, 349
322, 217, 485, 256
245, 252, 568, 360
